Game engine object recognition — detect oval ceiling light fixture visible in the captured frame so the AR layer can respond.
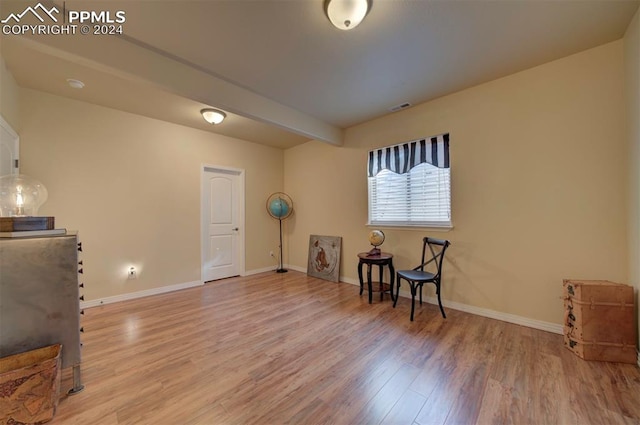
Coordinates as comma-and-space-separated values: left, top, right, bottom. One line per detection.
325, 0, 371, 31
66, 78, 85, 89
200, 108, 226, 125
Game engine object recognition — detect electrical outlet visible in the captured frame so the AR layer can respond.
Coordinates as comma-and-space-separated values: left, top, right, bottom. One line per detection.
128, 267, 137, 279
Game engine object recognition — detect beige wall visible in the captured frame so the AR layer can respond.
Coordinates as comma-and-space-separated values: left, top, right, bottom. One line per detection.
0, 55, 20, 129
625, 8, 640, 343
19, 89, 283, 301
6, 29, 634, 332
285, 41, 628, 325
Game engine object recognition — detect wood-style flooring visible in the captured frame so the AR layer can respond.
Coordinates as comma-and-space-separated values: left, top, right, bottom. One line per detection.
51, 271, 640, 424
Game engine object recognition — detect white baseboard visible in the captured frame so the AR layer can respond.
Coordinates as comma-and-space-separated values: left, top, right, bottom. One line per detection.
339, 279, 563, 335
244, 266, 280, 275
291, 268, 561, 333
80, 269, 562, 335
288, 265, 306, 274
81, 280, 202, 309
83, 265, 291, 308
434, 296, 563, 334
341, 276, 360, 286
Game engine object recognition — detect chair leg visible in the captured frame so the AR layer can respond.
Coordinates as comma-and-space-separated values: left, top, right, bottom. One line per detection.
435, 281, 446, 318
410, 283, 417, 321
419, 283, 423, 305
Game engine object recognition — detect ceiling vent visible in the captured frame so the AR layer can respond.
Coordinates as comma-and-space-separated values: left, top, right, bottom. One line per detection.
389, 102, 412, 112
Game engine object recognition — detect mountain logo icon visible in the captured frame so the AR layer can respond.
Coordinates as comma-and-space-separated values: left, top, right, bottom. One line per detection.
1, 3, 59, 24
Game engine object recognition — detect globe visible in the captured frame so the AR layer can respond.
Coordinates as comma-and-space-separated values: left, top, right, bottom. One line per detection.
268, 197, 290, 219
368, 230, 385, 247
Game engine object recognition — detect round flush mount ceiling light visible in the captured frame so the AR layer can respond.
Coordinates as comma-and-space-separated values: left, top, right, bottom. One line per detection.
325, 0, 371, 31
200, 108, 226, 125
66, 78, 85, 89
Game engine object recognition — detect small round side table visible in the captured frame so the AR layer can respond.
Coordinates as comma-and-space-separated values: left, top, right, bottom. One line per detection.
357, 252, 395, 304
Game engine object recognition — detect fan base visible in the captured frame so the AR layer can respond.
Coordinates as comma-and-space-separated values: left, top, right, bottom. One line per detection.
276, 268, 288, 273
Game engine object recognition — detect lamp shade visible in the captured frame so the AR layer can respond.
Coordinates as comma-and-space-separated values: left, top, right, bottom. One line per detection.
0, 174, 48, 217
201, 108, 226, 125
325, 0, 370, 30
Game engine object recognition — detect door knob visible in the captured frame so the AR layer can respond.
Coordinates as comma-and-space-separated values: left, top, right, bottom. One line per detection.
232, 227, 239, 231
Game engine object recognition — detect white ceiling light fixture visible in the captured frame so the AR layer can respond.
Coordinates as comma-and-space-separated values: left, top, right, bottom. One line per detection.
66, 78, 85, 89
200, 108, 226, 125
324, 0, 371, 31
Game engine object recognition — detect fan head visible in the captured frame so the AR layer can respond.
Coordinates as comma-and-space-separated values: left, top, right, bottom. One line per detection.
266, 192, 293, 220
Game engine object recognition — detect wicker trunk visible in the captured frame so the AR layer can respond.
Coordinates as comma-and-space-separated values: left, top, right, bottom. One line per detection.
563, 279, 636, 364
0, 344, 62, 425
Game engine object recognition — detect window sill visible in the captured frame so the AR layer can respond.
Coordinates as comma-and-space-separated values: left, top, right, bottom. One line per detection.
366, 223, 453, 232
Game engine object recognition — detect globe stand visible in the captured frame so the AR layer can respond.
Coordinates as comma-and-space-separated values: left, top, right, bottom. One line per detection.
367, 246, 381, 257
276, 217, 288, 273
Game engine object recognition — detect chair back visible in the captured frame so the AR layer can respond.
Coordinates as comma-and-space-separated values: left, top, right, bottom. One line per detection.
418, 237, 451, 278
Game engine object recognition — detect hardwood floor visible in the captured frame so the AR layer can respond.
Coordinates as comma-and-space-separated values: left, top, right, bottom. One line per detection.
50, 271, 640, 425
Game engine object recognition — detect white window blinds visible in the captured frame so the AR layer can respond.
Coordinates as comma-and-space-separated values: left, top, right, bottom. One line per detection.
368, 134, 451, 227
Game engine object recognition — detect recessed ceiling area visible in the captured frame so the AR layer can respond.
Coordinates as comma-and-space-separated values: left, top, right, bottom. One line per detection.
1, 0, 638, 148
0, 37, 311, 149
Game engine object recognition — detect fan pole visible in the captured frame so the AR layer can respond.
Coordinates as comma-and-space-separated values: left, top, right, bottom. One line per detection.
277, 218, 287, 273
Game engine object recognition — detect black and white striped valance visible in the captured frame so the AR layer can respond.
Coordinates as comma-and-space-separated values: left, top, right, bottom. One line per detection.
368, 133, 450, 177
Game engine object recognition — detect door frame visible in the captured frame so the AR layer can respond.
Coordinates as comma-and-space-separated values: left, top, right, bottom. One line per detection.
200, 164, 246, 283
0, 114, 19, 175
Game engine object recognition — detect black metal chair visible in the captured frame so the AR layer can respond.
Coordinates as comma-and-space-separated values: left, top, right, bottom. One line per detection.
394, 237, 451, 321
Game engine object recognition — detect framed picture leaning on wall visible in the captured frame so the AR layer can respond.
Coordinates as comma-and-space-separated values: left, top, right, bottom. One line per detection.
307, 235, 342, 283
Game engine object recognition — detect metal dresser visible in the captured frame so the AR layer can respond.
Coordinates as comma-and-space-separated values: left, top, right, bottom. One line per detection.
0, 233, 84, 394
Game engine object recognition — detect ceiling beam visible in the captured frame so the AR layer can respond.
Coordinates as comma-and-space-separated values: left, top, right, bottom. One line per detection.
12, 34, 344, 146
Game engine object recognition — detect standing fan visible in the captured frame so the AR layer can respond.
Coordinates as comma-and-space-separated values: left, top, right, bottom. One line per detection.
266, 192, 294, 273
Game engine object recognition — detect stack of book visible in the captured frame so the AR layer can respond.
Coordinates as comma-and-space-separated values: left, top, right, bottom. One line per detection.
0, 217, 65, 238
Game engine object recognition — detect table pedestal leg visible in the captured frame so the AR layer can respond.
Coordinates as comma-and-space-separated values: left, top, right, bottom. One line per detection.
358, 261, 364, 296
367, 264, 373, 304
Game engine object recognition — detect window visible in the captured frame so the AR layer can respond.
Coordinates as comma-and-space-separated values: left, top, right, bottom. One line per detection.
368, 134, 451, 228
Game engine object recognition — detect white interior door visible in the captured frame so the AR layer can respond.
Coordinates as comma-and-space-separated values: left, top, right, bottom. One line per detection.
0, 115, 19, 176
201, 166, 244, 282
